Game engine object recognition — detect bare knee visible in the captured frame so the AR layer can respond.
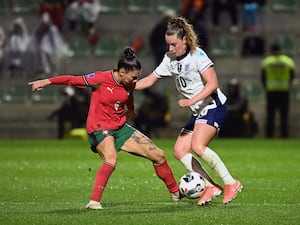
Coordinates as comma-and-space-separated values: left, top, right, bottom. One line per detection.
173, 146, 184, 160
96, 147, 118, 165
151, 149, 166, 164
173, 143, 191, 160
191, 144, 207, 156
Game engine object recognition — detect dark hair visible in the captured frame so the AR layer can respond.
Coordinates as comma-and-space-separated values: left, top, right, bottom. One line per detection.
117, 47, 141, 71
270, 43, 281, 52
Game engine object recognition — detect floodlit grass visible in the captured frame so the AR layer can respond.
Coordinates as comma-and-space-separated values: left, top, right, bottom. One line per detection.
0, 139, 299, 225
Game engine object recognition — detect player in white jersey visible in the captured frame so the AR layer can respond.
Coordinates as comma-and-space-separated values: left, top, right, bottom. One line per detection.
135, 17, 243, 205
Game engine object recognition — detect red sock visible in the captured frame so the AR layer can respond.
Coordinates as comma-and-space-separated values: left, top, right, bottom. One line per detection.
153, 160, 179, 193
90, 162, 115, 202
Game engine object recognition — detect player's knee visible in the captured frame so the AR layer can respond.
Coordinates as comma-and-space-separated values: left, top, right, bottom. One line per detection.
173, 146, 189, 160
173, 149, 181, 160
151, 149, 165, 164
191, 144, 207, 156
100, 151, 118, 165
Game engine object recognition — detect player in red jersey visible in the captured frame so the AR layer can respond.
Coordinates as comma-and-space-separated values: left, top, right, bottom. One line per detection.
28, 47, 180, 209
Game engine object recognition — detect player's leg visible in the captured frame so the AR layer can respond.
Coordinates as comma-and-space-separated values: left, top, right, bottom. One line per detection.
86, 134, 117, 209
174, 132, 222, 188
192, 122, 242, 204
121, 130, 179, 200
173, 115, 222, 189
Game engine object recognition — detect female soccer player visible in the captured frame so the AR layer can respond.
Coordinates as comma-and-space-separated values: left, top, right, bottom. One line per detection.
28, 47, 180, 209
135, 17, 243, 205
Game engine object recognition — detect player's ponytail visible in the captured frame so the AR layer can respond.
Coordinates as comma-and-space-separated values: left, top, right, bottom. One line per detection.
166, 17, 198, 53
118, 47, 142, 71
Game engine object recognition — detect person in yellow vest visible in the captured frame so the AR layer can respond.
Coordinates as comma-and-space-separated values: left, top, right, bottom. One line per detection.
261, 43, 295, 138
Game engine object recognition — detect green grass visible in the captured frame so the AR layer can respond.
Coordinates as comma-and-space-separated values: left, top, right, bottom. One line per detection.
0, 139, 300, 225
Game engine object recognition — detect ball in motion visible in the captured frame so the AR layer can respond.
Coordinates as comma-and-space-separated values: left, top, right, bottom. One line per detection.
179, 172, 206, 199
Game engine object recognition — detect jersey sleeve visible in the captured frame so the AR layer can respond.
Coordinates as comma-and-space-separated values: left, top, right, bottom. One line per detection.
196, 49, 214, 74
49, 75, 86, 86
49, 72, 104, 88
153, 54, 172, 78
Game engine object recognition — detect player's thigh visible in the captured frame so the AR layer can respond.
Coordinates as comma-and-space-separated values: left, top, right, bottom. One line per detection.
96, 136, 118, 164
121, 130, 164, 163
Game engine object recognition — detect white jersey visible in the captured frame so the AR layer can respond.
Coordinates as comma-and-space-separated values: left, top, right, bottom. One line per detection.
154, 47, 227, 115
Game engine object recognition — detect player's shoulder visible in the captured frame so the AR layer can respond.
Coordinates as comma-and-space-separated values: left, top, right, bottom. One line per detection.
191, 47, 209, 59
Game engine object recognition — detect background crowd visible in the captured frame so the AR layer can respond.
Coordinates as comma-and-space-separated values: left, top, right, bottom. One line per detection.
0, 0, 298, 139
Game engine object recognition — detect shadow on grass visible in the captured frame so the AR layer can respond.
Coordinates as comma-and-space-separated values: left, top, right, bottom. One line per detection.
45, 201, 228, 216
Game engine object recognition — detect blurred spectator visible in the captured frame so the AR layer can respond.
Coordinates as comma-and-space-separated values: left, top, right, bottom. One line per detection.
181, 0, 207, 20
0, 26, 5, 72
88, 26, 100, 50
38, 0, 65, 31
80, 0, 101, 34
3, 17, 30, 79
134, 89, 170, 138
240, 0, 258, 32
241, 34, 265, 56
180, 0, 209, 51
261, 43, 295, 138
64, 0, 100, 35
211, 0, 239, 32
48, 86, 90, 139
219, 78, 257, 137
149, 9, 176, 66
64, 0, 81, 32
131, 35, 144, 53
240, 0, 266, 32
30, 13, 66, 77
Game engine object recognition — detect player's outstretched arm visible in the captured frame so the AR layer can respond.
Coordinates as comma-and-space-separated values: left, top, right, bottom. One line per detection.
28, 79, 51, 91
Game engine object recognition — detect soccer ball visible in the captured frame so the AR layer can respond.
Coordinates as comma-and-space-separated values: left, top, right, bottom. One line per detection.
179, 172, 206, 199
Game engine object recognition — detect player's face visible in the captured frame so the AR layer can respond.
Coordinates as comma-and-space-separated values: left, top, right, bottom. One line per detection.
165, 34, 187, 58
121, 69, 141, 86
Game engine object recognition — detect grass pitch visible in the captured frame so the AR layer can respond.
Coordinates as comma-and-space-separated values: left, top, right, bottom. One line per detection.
0, 138, 299, 225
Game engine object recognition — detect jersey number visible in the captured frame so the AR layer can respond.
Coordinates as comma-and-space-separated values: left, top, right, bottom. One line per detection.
178, 76, 187, 88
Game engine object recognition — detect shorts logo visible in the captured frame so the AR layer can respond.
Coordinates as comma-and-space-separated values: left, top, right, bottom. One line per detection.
102, 130, 109, 136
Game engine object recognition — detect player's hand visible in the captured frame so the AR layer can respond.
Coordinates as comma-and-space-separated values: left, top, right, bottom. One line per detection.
28, 79, 51, 91
178, 99, 193, 108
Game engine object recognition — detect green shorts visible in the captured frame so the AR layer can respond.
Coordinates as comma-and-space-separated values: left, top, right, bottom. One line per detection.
88, 123, 136, 153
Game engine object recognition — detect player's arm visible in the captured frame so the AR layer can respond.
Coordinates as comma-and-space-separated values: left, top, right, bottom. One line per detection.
178, 67, 219, 107
135, 72, 159, 90
28, 75, 86, 91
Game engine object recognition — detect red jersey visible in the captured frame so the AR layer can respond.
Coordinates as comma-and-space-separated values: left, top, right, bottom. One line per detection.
49, 70, 133, 133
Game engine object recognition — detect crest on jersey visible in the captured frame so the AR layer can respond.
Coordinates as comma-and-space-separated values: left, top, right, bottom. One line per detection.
177, 63, 182, 73
198, 50, 206, 58
185, 64, 190, 71
114, 101, 120, 112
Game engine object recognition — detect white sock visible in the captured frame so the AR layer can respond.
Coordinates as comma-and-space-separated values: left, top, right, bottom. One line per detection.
200, 147, 235, 185
180, 153, 212, 186
180, 153, 193, 172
